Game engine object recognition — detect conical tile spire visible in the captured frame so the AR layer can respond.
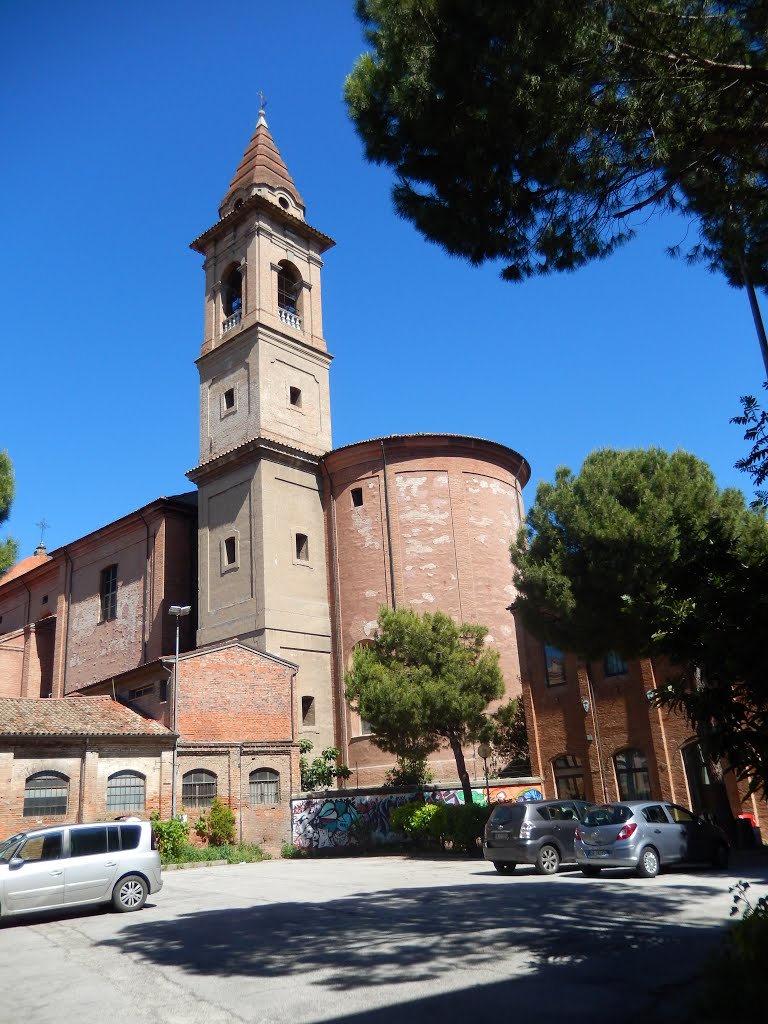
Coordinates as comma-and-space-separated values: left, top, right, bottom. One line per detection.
219, 103, 304, 217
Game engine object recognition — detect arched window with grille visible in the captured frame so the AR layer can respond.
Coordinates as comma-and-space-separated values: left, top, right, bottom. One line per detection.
249, 768, 280, 806
106, 770, 146, 813
182, 769, 217, 809
614, 748, 651, 800
24, 772, 69, 817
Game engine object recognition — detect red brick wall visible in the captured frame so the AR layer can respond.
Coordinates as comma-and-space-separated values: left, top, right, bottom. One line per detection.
323, 436, 529, 783
177, 645, 294, 742
520, 630, 765, 834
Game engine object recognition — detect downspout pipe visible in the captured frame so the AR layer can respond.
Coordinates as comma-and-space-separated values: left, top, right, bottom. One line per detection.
138, 511, 151, 665
380, 440, 397, 610
321, 461, 348, 769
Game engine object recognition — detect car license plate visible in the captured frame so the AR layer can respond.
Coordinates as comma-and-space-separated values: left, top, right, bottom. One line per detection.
493, 832, 509, 840
586, 849, 609, 858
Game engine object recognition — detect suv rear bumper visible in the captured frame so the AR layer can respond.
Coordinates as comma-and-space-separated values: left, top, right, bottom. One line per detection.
483, 839, 541, 865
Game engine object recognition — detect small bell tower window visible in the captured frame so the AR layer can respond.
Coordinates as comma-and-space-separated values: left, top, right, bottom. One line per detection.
277, 261, 302, 330
222, 265, 243, 333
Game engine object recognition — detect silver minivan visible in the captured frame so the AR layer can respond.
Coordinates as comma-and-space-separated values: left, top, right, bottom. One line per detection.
0, 820, 162, 918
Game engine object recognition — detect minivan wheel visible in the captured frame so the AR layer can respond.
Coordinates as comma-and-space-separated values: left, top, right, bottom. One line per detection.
535, 845, 561, 875
112, 874, 148, 912
636, 846, 660, 878
494, 861, 516, 874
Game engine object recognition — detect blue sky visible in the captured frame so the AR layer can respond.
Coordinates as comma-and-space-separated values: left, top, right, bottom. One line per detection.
2, 1, 765, 561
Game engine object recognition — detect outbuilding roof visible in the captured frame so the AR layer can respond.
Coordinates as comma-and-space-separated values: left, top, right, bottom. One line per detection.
0, 696, 173, 738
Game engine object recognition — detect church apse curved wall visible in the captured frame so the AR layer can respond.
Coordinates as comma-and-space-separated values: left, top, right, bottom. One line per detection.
322, 434, 530, 786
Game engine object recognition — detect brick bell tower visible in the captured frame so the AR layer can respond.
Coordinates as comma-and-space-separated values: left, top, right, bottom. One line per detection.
187, 104, 336, 747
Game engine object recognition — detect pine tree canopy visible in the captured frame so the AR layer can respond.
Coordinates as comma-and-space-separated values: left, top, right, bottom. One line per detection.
344, 607, 504, 801
346, 1, 768, 287
512, 447, 768, 791
0, 451, 18, 576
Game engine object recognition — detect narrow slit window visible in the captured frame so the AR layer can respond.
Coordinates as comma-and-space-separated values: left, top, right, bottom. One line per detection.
100, 564, 118, 622
289, 386, 302, 408
302, 695, 316, 726
295, 533, 309, 561
224, 536, 237, 566
224, 387, 235, 410
351, 487, 363, 508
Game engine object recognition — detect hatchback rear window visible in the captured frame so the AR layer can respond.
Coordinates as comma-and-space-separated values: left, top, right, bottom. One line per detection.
488, 804, 526, 826
582, 805, 633, 827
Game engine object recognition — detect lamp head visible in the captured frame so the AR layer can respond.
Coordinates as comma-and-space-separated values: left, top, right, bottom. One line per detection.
169, 605, 191, 617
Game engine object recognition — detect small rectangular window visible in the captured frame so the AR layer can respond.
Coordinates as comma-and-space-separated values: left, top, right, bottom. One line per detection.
159, 679, 168, 703
224, 387, 235, 410
100, 565, 118, 622
544, 645, 566, 686
351, 487, 363, 508
224, 536, 237, 565
289, 386, 302, 408
302, 695, 316, 726
127, 684, 154, 701
295, 533, 309, 561
604, 651, 628, 677
41, 594, 48, 605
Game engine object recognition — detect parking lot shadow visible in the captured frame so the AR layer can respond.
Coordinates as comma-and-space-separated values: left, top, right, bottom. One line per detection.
99, 873, 734, 1006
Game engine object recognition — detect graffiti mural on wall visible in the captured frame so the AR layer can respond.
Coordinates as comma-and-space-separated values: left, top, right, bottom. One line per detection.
291, 782, 543, 849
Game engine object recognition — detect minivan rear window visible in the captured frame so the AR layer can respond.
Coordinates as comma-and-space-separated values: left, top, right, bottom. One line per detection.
582, 805, 633, 827
488, 804, 526, 826
120, 825, 141, 850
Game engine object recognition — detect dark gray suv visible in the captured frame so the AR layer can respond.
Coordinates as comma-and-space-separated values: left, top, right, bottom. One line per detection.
483, 798, 592, 875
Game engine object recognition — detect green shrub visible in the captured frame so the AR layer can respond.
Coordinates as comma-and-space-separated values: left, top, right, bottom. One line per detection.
384, 757, 433, 787
281, 841, 305, 858
193, 798, 237, 846
698, 882, 768, 1020
299, 739, 352, 790
427, 803, 491, 853
150, 813, 189, 859
163, 842, 268, 865
390, 800, 439, 838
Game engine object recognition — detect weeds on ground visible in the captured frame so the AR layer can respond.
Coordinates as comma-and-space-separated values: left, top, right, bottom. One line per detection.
695, 881, 768, 1020
162, 842, 269, 865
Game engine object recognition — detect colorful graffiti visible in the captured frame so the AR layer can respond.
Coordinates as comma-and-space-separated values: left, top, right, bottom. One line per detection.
291, 782, 543, 849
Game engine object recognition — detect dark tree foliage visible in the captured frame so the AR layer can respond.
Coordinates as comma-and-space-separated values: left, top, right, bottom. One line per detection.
512, 448, 768, 794
344, 608, 505, 803
0, 451, 18, 576
347, 1, 768, 286
733, 381, 768, 508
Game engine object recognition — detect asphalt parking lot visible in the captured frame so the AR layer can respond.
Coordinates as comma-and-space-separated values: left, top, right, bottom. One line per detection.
2, 851, 767, 1024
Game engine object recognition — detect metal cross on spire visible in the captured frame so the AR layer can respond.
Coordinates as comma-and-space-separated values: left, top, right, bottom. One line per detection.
35, 518, 49, 545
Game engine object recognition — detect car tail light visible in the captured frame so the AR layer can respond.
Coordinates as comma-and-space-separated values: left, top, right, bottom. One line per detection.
616, 823, 637, 841
574, 827, 582, 841
520, 821, 533, 838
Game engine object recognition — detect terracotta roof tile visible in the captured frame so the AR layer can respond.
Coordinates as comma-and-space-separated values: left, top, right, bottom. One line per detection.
0, 696, 173, 738
222, 114, 304, 211
1, 553, 52, 585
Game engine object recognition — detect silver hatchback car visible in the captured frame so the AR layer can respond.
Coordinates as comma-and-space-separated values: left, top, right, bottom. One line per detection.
0, 820, 162, 918
574, 800, 730, 878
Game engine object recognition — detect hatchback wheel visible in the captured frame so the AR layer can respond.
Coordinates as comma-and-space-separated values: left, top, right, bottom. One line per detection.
712, 843, 730, 869
636, 846, 660, 878
535, 844, 560, 875
494, 861, 516, 874
112, 874, 148, 912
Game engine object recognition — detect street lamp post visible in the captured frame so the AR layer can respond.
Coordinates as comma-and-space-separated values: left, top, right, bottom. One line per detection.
168, 604, 191, 818
477, 742, 492, 805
